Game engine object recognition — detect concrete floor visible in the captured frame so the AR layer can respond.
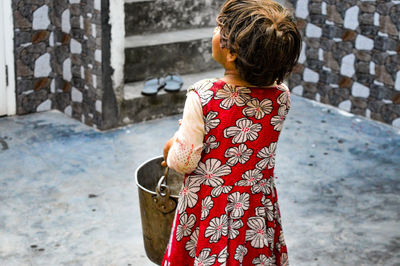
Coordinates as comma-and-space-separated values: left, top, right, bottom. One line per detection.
0, 95, 399, 266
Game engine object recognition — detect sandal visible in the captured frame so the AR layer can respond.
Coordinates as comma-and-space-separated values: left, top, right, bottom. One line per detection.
141, 77, 166, 96
164, 74, 183, 93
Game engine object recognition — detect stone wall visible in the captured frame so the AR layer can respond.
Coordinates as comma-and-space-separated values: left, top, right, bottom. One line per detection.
287, 0, 400, 128
12, 0, 400, 129
13, 0, 116, 129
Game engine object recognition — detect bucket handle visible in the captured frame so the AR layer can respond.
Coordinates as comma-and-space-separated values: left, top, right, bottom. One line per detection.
153, 167, 177, 214
156, 167, 170, 197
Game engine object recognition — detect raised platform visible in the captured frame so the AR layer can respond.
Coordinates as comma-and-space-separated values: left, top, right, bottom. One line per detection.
125, 27, 215, 48
124, 27, 219, 82
120, 68, 224, 124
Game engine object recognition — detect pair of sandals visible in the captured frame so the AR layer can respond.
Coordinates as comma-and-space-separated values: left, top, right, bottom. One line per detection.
141, 75, 183, 96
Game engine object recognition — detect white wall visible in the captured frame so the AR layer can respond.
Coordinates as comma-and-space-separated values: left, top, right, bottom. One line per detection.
109, 0, 125, 99
0, 0, 16, 115
0, 5, 6, 116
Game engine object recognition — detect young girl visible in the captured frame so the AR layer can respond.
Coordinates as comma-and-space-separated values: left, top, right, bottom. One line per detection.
161, 0, 301, 265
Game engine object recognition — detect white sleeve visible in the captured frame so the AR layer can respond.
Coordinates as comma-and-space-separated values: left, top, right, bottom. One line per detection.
166, 91, 205, 174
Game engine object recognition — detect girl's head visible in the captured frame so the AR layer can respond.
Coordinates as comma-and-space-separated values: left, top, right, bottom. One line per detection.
215, 0, 302, 86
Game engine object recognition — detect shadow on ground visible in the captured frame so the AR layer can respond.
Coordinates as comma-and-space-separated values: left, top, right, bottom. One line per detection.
0, 95, 399, 265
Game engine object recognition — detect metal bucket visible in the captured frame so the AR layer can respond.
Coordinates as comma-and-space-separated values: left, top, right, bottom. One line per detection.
135, 156, 184, 265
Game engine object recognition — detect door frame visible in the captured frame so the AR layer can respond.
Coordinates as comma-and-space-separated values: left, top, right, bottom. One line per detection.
0, 0, 16, 116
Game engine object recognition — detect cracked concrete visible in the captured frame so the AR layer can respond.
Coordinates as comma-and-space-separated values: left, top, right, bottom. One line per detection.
0, 95, 399, 265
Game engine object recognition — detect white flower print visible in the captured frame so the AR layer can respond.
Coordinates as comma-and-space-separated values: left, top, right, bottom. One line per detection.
272, 254, 277, 265
225, 192, 250, 219
211, 185, 232, 197
201, 196, 214, 221
256, 142, 277, 170
194, 248, 217, 266
243, 98, 273, 119
204, 214, 228, 243
203, 135, 219, 154
176, 212, 196, 241
274, 202, 282, 226
185, 227, 199, 258
224, 118, 262, 144
235, 169, 263, 186
177, 179, 201, 214
189, 79, 217, 106
269, 177, 276, 198
281, 253, 289, 266
228, 219, 243, 240
279, 230, 286, 247
276, 230, 286, 253
266, 227, 275, 250
271, 106, 288, 132
276, 241, 281, 253
245, 217, 268, 248
217, 246, 228, 265
191, 158, 231, 187
204, 111, 220, 134
234, 245, 248, 263
251, 177, 272, 195
224, 144, 253, 166
201, 91, 215, 106
255, 207, 266, 217
215, 84, 251, 109
277, 89, 288, 105
261, 195, 274, 222
277, 87, 291, 110
252, 254, 276, 266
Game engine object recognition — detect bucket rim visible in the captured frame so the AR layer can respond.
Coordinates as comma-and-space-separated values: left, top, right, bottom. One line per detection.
135, 155, 167, 196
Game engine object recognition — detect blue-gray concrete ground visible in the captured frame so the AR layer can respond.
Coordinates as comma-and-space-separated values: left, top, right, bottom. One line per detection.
0, 95, 399, 265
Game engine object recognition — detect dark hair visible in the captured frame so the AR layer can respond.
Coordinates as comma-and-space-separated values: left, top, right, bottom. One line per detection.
217, 0, 302, 86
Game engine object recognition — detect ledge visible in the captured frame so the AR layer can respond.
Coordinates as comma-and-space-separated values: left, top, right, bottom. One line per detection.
125, 27, 215, 48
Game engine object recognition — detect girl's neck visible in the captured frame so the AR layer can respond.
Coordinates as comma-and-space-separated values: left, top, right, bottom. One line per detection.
221, 69, 276, 88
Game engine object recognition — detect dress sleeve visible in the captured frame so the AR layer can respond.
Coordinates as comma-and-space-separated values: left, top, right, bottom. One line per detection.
166, 91, 205, 174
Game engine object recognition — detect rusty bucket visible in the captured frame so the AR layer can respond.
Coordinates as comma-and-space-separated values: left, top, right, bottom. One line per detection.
135, 156, 184, 265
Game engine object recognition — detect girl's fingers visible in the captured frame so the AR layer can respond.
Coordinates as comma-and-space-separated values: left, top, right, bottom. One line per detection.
163, 146, 169, 162
162, 136, 175, 167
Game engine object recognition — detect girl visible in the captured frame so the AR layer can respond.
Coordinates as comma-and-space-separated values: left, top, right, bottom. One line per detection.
161, 0, 301, 265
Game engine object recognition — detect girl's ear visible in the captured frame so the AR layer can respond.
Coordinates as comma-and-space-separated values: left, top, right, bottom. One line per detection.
226, 50, 237, 63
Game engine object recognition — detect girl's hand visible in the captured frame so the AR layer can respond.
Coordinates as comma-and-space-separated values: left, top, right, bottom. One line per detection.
161, 137, 175, 167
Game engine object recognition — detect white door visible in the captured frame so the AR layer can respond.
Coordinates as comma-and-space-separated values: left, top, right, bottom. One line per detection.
0, 1, 7, 116
0, 0, 16, 116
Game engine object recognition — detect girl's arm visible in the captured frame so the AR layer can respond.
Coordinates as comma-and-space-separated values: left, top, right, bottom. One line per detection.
163, 91, 205, 174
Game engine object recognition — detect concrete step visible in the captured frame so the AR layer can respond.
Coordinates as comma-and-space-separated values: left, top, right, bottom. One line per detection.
124, 27, 220, 83
124, 0, 225, 36
120, 68, 224, 125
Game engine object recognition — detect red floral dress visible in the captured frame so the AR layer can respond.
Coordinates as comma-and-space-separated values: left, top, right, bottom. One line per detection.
162, 79, 290, 266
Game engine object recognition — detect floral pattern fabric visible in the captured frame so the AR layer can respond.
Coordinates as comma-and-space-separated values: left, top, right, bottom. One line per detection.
163, 79, 290, 266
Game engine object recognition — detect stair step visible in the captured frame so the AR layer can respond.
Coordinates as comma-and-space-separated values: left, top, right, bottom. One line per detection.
125, 27, 214, 48
124, 68, 224, 100
125, 0, 224, 36
124, 27, 220, 83
125, 0, 154, 3
120, 68, 224, 124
